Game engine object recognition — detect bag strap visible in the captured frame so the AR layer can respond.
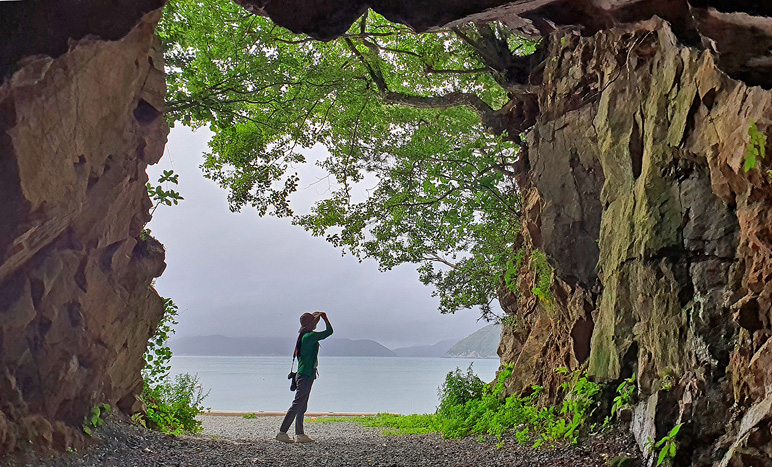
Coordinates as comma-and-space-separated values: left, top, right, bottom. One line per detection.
290, 356, 296, 372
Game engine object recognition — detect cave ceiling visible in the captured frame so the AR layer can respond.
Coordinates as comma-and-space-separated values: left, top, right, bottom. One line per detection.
237, 0, 772, 86
2, 1, 770, 86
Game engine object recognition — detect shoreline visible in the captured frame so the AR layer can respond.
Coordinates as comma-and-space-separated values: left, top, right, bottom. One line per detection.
204, 411, 385, 417
174, 354, 499, 359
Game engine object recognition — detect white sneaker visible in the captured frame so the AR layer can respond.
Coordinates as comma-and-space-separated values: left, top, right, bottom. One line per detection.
275, 432, 294, 443
295, 434, 315, 443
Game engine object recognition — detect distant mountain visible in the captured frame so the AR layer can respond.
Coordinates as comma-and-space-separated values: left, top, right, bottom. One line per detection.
171, 330, 500, 358
319, 338, 396, 357
392, 339, 458, 357
444, 324, 501, 358
170, 335, 395, 357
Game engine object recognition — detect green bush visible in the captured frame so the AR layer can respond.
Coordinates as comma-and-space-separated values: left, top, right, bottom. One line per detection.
140, 373, 209, 435
437, 364, 486, 417
138, 294, 210, 435
332, 364, 603, 447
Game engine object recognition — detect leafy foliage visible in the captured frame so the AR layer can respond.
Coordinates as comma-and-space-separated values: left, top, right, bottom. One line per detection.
504, 247, 525, 294
140, 373, 210, 435
139, 297, 209, 435
82, 404, 111, 436
437, 364, 486, 417
502, 314, 520, 331
143, 297, 180, 386
530, 249, 553, 305
147, 169, 184, 217
650, 423, 682, 466
610, 373, 636, 420
314, 365, 603, 446
744, 119, 767, 172
159, 0, 543, 317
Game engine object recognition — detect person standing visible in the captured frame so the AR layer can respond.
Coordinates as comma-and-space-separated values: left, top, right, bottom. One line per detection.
276, 311, 333, 443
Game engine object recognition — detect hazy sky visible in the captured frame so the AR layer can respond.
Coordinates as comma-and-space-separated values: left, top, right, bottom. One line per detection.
147, 126, 493, 349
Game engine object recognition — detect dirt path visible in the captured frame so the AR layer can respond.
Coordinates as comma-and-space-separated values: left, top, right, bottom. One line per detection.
6, 415, 642, 466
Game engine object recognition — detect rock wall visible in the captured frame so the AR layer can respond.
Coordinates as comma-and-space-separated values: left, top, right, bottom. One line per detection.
498, 18, 772, 466
0, 8, 167, 455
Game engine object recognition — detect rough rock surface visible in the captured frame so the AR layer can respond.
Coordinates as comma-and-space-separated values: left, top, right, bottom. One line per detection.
0, 9, 167, 456
497, 17, 772, 467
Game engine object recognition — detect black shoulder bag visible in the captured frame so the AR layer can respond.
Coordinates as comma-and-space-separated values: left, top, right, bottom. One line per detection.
288, 333, 302, 391
288, 357, 297, 391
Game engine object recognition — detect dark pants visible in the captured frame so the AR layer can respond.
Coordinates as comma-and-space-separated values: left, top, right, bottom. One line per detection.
280, 374, 314, 435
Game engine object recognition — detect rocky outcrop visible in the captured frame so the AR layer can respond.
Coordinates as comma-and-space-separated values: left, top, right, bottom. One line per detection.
497, 17, 772, 467
0, 8, 167, 455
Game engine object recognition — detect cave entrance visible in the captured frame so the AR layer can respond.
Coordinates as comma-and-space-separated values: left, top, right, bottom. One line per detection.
146, 125, 500, 414
146, 0, 529, 415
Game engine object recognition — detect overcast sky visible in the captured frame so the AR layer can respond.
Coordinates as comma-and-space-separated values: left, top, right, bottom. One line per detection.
147, 126, 493, 349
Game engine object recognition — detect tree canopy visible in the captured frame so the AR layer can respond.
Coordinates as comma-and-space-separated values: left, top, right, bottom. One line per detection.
159, 0, 543, 317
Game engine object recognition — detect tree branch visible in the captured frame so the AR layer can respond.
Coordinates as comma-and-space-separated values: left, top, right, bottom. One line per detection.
344, 37, 388, 92
422, 253, 459, 270
383, 91, 493, 115
426, 65, 490, 75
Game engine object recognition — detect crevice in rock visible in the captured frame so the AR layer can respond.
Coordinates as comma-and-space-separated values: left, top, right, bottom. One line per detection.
99, 242, 122, 274
65, 302, 83, 327
133, 99, 160, 126
736, 298, 763, 332
620, 342, 638, 380
630, 116, 644, 179
570, 316, 593, 363
29, 278, 44, 310
702, 88, 717, 111
677, 274, 694, 309
74, 258, 87, 293
0, 97, 25, 254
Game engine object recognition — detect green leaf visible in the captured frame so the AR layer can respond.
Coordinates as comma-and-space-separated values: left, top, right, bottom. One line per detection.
657, 447, 667, 466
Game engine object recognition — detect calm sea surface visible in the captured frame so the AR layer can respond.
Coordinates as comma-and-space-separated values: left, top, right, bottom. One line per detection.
170, 356, 500, 415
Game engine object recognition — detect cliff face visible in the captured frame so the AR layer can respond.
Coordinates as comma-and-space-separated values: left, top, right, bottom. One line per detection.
0, 8, 167, 454
498, 18, 772, 467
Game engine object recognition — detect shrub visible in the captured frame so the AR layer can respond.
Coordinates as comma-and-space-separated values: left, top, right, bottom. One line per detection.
314, 364, 603, 449
338, 364, 603, 447
437, 364, 486, 417
141, 373, 209, 435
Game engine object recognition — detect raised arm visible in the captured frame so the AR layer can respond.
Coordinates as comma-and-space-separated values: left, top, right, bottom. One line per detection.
318, 312, 333, 338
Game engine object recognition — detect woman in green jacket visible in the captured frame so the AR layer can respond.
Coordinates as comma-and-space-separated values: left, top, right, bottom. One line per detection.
276, 311, 333, 443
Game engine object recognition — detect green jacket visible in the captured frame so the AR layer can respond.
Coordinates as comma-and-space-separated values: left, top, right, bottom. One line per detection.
297, 321, 333, 377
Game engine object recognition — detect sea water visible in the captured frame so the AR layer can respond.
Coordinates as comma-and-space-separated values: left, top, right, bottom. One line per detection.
170, 356, 500, 415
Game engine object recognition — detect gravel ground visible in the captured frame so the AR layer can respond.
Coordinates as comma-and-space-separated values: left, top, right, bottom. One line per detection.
4, 414, 642, 466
